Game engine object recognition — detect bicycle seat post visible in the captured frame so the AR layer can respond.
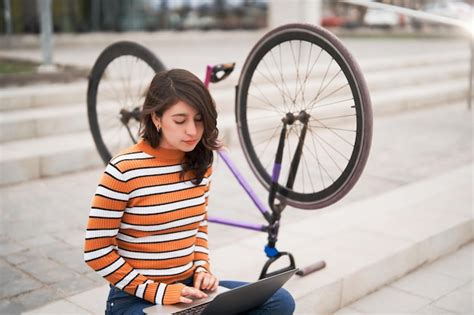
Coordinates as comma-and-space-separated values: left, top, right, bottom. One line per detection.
204, 65, 213, 88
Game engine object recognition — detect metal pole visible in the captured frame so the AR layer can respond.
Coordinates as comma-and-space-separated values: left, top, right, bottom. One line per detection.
3, 0, 12, 35
469, 37, 473, 110
37, 0, 54, 70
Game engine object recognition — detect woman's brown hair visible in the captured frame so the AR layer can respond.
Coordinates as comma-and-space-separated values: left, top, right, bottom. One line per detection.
140, 69, 220, 184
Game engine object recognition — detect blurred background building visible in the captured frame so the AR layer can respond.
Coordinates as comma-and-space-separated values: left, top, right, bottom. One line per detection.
1, 0, 268, 33
0, 0, 472, 34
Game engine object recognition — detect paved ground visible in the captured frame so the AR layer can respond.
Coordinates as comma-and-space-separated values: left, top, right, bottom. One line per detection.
26, 241, 473, 314
0, 30, 470, 76
336, 242, 473, 315
0, 100, 472, 313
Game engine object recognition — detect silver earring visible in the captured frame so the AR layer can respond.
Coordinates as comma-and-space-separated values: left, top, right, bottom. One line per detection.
156, 125, 161, 133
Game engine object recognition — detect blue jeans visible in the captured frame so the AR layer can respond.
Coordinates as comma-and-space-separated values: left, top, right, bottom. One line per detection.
105, 277, 295, 315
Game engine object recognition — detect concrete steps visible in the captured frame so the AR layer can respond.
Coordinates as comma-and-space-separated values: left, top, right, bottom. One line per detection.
0, 131, 102, 185
0, 52, 470, 186
0, 56, 468, 143
0, 103, 85, 142
0, 51, 467, 111
0, 80, 89, 111
207, 163, 473, 314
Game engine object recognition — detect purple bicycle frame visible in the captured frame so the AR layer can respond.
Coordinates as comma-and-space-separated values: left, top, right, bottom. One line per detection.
204, 65, 273, 233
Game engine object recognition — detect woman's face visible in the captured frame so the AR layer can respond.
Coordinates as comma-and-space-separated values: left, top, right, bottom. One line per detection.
152, 100, 204, 152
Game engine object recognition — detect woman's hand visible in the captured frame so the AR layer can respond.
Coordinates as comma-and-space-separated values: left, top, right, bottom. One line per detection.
194, 272, 219, 292
180, 286, 208, 304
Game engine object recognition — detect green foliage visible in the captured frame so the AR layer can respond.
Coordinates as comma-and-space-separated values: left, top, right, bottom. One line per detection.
0, 60, 37, 74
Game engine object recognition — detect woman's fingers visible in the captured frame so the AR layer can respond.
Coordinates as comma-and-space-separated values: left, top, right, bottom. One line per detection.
194, 272, 219, 291
194, 272, 205, 290
206, 275, 217, 291
181, 285, 208, 301
202, 274, 210, 289
179, 296, 193, 304
211, 278, 219, 291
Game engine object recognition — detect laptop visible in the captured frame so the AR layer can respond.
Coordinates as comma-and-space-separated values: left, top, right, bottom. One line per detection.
143, 268, 297, 315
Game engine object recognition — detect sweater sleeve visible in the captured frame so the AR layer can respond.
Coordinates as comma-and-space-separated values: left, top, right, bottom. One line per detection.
193, 168, 212, 274
83, 162, 184, 305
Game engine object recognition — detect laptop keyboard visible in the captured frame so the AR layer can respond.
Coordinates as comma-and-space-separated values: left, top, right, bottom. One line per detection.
173, 302, 210, 315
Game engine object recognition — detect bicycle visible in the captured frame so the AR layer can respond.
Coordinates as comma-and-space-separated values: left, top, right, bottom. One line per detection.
87, 23, 373, 279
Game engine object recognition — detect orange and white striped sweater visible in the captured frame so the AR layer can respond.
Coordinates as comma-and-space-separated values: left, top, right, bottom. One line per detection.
84, 139, 212, 305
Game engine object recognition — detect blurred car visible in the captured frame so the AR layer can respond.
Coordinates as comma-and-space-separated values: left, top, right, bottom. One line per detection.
182, 11, 217, 30
364, 8, 400, 29
423, 1, 472, 22
321, 15, 346, 27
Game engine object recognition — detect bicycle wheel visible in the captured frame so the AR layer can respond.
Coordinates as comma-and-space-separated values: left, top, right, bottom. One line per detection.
88, 41, 165, 164
236, 23, 372, 210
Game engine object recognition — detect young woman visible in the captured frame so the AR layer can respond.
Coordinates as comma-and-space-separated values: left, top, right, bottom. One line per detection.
84, 69, 295, 315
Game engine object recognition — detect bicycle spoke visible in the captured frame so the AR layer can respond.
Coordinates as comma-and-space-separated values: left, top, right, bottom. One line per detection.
260, 57, 292, 108
101, 72, 125, 106
311, 125, 350, 162
311, 83, 350, 107
245, 112, 284, 121
311, 131, 341, 179
309, 124, 356, 133
269, 46, 293, 113
118, 57, 131, 108
308, 97, 354, 110
289, 40, 303, 113
313, 113, 356, 121
312, 117, 354, 148
310, 68, 343, 107
255, 124, 282, 159
313, 58, 333, 105
131, 57, 152, 111
247, 104, 286, 114
309, 124, 326, 189
251, 124, 283, 134
294, 43, 322, 110
248, 80, 288, 115
302, 128, 335, 183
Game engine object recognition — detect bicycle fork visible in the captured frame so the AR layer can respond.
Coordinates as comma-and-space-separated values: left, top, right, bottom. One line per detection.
261, 110, 326, 279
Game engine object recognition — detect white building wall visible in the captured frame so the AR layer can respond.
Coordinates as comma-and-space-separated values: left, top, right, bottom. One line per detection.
268, 0, 322, 28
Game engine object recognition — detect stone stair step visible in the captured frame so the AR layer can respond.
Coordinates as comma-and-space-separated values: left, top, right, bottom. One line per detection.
365, 62, 467, 90
0, 131, 102, 186
2, 59, 467, 143
0, 104, 86, 143
372, 78, 468, 114
0, 52, 467, 111
0, 80, 88, 111
359, 51, 468, 73
0, 77, 468, 186
1, 64, 467, 143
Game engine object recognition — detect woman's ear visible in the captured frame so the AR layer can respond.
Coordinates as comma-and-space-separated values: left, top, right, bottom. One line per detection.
151, 113, 161, 127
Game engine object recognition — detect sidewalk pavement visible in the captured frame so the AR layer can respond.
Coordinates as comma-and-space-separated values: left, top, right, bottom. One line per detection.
25, 161, 472, 314
26, 244, 473, 315
336, 242, 473, 315
0, 30, 469, 75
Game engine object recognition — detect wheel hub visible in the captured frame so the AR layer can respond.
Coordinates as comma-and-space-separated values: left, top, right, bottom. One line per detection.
282, 111, 310, 125
119, 107, 141, 124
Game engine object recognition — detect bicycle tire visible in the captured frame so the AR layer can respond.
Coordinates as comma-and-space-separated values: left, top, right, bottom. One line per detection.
87, 41, 165, 164
236, 23, 372, 210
